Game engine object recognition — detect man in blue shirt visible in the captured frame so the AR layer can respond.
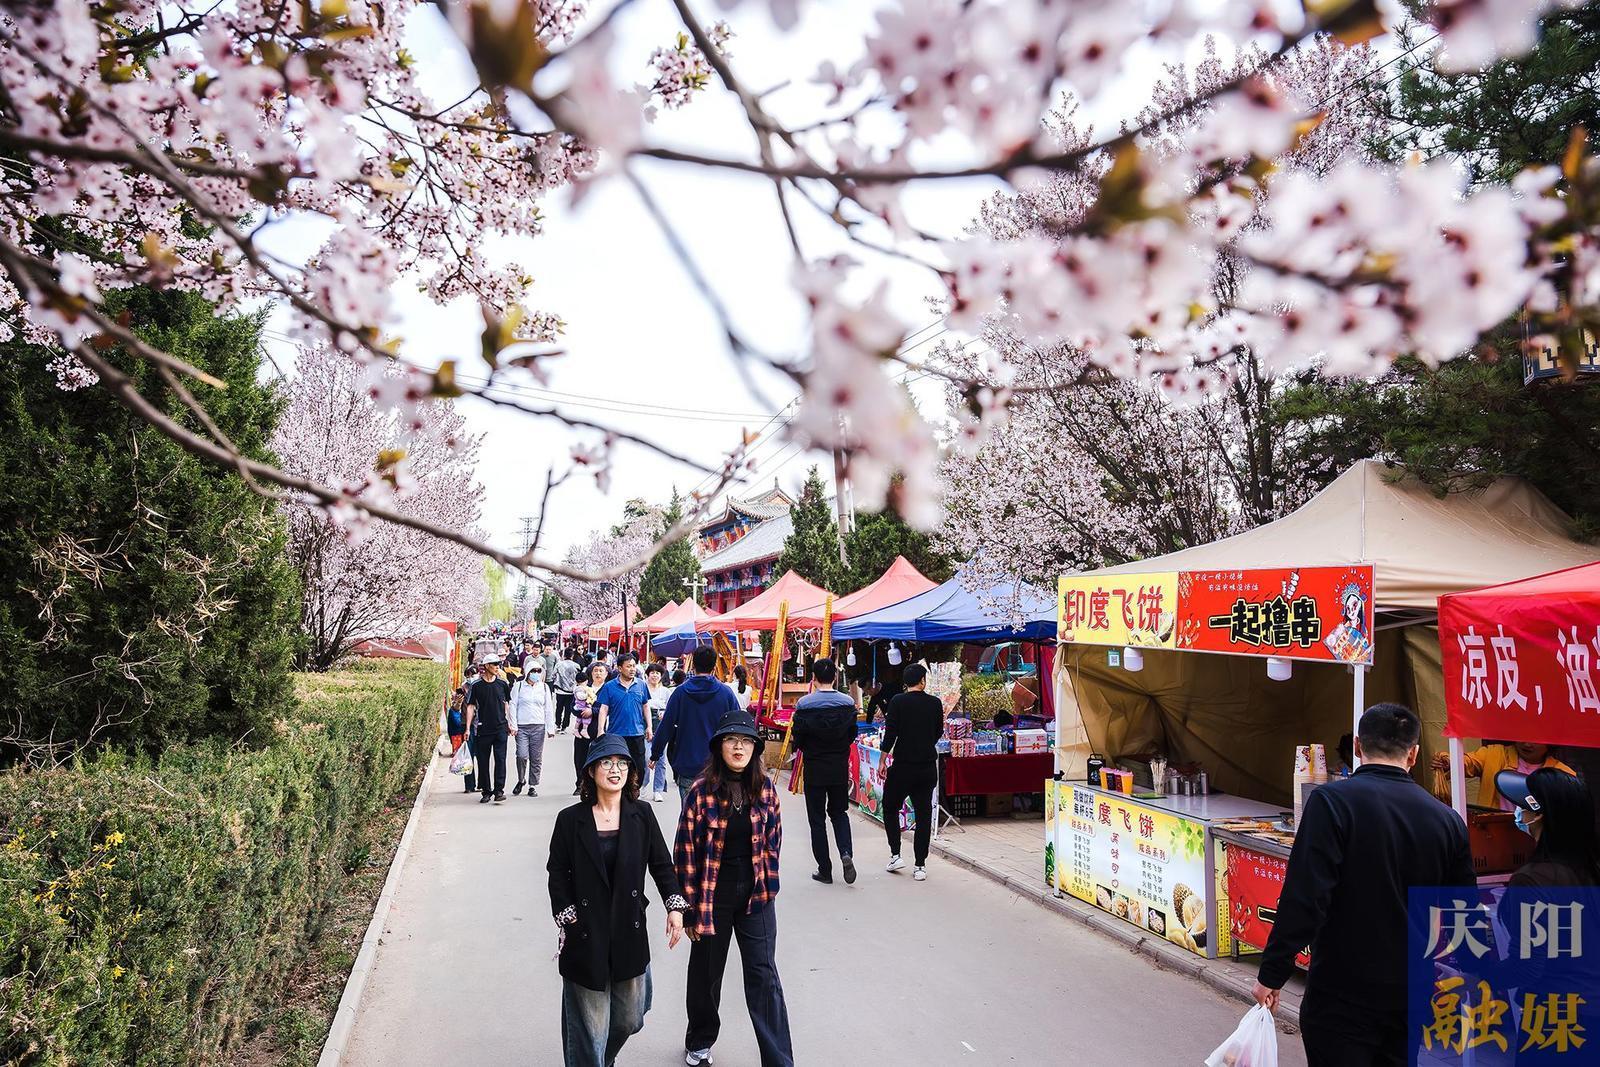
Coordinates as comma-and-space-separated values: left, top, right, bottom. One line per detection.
596, 652, 653, 772
651, 645, 740, 802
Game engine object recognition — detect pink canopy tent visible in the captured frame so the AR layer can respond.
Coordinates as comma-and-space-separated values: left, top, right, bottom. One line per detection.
788, 555, 937, 628
701, 570, 832, 632
650, 597, 711, 632
635, 599, 682, 634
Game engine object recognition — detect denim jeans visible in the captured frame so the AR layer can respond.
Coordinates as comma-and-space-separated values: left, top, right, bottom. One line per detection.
685, 899, 793, 1065
561, 969, 652, 1067
676, 773, 698, 805
650, 753, 669, 793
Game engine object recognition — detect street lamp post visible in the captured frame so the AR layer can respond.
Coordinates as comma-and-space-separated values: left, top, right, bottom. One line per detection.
601, 579, 631, 654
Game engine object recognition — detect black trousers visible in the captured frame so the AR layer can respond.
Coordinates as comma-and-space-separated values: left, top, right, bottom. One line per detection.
620, 734, 648, 781
803, 782, 853, 877
554, 692, 575, 731
1300, 1002, 1408, 1067
882, 762, 937, 865
474, 728, 508, 796
685, 894, 793, 1064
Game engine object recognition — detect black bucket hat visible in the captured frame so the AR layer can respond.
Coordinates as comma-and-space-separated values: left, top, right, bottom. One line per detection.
583, 733, 636, 774
711, 708, 764, 757
1495, 769, 1543, 813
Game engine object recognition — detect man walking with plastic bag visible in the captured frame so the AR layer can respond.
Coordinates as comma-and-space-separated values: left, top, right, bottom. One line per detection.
1249, 703, 1476, 1066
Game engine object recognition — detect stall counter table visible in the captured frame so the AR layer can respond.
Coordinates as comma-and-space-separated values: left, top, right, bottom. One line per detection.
1046, 781, 1282, 959
943, 751, 1054, 795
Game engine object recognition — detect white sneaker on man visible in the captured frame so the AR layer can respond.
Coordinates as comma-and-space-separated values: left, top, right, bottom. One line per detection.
913, 866, 927, 881
686, 1049, 714, 1065
885, 855, 906, 873
654, 791, 666, 802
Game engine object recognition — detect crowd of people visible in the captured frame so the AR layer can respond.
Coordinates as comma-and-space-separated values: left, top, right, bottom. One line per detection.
449, 636, 947, 1067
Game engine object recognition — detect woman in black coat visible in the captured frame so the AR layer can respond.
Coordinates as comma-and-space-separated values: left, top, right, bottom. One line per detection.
548, 733, 688, 1067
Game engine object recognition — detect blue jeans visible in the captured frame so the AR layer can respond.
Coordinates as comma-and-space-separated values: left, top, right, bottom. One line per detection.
561, 969, 652, 1067
651, 753, 669, 793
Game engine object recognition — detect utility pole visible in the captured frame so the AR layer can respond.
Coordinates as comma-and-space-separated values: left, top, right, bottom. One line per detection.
831, 434, 853, 567
515, 516, 534, 628
682, 574, 706, 603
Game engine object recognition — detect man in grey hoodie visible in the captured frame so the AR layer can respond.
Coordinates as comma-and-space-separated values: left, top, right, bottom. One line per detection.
791, 658, 860, 885
649, 645, 739, 802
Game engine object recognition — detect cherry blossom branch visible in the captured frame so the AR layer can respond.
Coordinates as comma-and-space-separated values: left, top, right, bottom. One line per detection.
67, 339, 736, 585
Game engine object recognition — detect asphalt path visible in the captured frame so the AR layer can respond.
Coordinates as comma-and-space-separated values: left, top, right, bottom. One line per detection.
342, 730, 1307, 1065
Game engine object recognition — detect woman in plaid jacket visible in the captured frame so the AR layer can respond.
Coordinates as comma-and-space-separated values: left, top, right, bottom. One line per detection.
673, 709, 794, 1067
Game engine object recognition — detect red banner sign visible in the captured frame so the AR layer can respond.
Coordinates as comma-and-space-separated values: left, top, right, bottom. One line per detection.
1175, 566, 1375, 665
1223, 841, 1310, 967
1441, 569, 1600, 748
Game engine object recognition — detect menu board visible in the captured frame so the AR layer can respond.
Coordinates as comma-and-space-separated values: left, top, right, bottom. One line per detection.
1052, 784, 1210, 957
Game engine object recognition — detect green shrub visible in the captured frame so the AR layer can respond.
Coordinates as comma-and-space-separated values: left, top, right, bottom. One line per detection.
0, 659, 442, 1066
960, 672, 1009, 722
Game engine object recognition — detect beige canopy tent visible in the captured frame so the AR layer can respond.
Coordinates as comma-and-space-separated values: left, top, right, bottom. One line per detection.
1055, 460, 1598, 805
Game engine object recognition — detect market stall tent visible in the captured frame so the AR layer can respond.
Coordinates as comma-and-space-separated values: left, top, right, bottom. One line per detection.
1056, 460, 1598, 805
788, 555, 937, 628
1439, 561, 1600, 819
832, 568, 1057, 643
700, 570, 832, 632
634, 598, 679, 633
587, 604, 642, 644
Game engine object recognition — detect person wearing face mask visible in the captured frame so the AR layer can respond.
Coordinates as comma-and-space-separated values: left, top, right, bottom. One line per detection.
510, 660, 552, 797
1496, 767, 1600, 887
1252, 703, 1477, 1067
1431, 739, 1575, 810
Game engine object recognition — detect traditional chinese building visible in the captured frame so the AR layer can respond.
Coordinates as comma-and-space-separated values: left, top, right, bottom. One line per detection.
697, 485, 794, 616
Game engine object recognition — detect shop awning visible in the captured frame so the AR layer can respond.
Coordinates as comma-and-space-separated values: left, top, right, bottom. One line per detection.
701, 570, 832, 632
1441, 561, 1600, 748
832, 568, 1056, 644
789, 555, 938, 628
1086, 459, 1597, 612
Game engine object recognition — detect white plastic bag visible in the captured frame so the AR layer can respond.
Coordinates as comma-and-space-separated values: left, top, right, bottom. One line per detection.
449, 742, 474, 775
1204, 1005, 1278, 1067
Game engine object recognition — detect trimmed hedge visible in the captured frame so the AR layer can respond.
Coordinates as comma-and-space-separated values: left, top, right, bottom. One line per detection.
0, 659, 443, 1066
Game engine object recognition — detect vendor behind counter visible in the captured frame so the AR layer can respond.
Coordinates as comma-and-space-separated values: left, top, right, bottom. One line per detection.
1431, 741, 1574, 809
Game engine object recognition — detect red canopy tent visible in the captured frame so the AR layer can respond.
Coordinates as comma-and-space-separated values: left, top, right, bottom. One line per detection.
702, 570, 832, 632
651, 597, 711, 632
788, 555, 936, 628
1439, 560, 1600, 816
587, 604, 641, 644
635, 599, 682, 634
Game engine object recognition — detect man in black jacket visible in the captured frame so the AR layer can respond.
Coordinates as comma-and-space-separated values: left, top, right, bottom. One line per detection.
1254, 702, 1477, 1066
464, 655, 513, 804
881, 663, 944, 881
791, 658, 860, 885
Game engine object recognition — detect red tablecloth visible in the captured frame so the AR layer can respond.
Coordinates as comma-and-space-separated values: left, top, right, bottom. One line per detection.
942, 752, 1053, 794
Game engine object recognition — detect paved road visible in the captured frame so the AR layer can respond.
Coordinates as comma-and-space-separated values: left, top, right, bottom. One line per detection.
343, 731, 1307, 1065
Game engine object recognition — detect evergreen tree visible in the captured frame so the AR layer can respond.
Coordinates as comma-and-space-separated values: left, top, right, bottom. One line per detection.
638, 490, 701, 615
534, 588, 568, 627
1377, 9, 1600, 186
1273, 10, 1600, 537
844, 506, 956, 592
0, 289, 301, 762
774, 467, 847, 593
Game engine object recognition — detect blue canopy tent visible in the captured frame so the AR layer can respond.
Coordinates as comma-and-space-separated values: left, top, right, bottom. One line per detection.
651, 622, 713, 657
831, 571, 1057, 644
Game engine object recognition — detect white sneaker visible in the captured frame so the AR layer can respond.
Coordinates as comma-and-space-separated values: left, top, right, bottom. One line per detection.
913, 866, 927, 881
885, 855, 905, 873
686, 1049, 714, 1065
654, 791, 666, 802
